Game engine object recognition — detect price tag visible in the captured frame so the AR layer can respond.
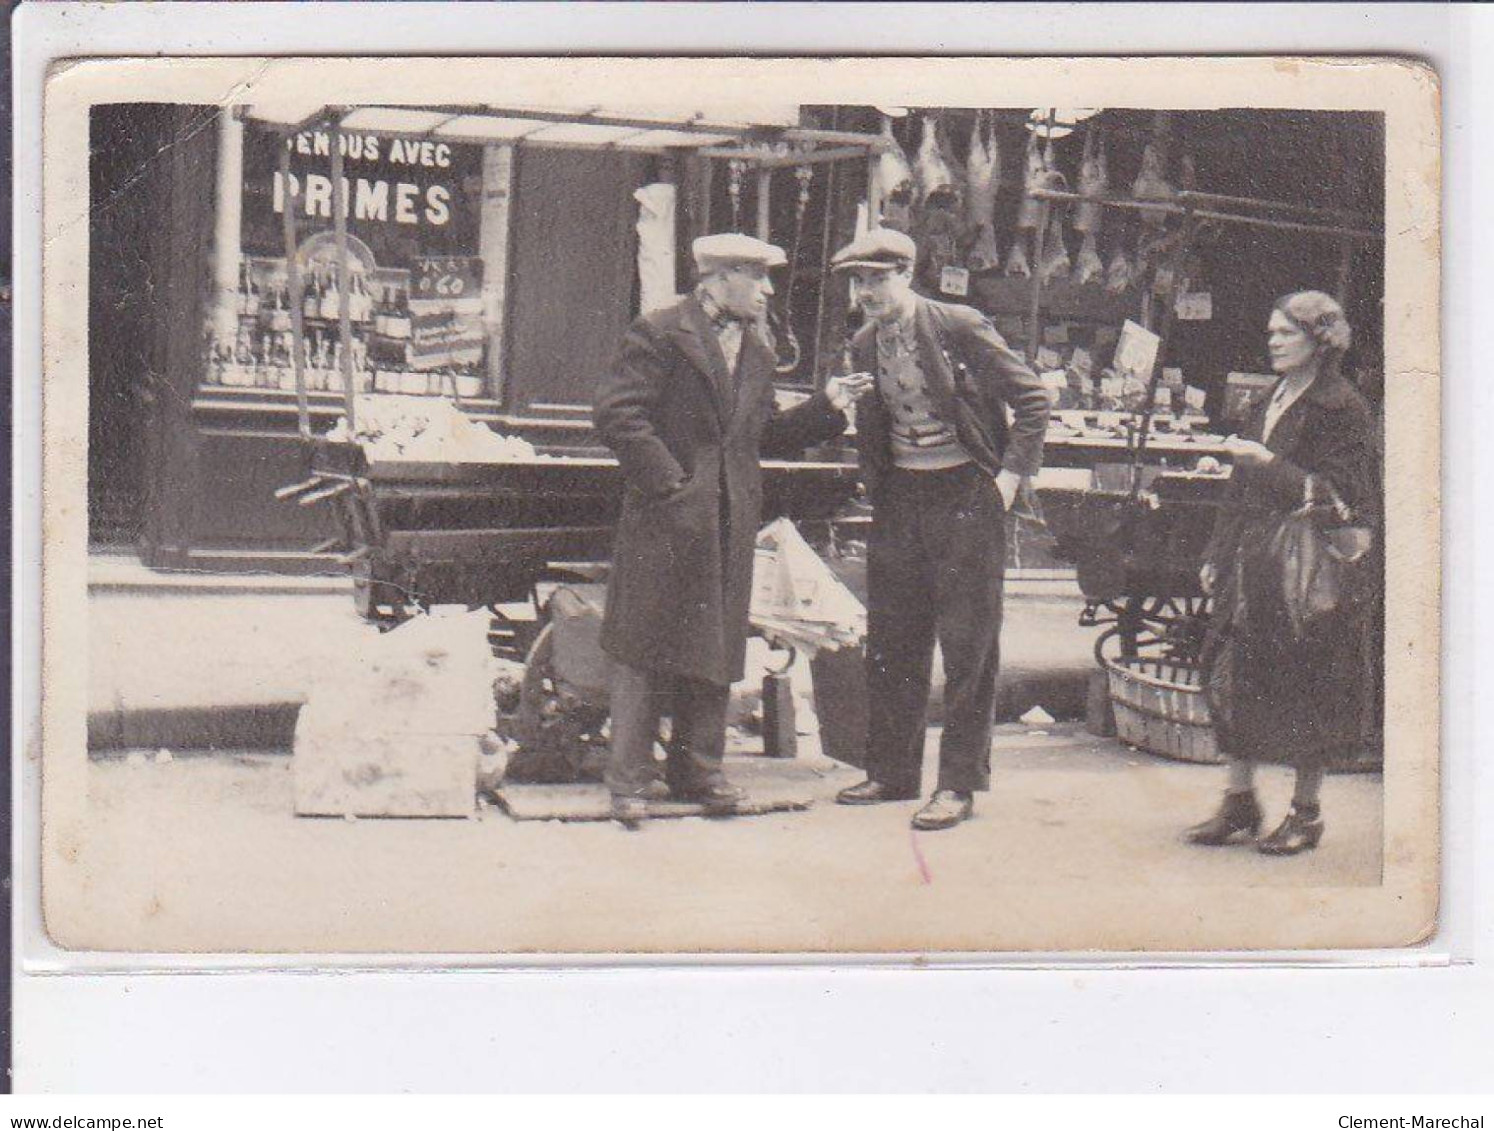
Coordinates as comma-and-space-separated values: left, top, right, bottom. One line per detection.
411, 256, 483, 301
1176, 290, 1214, 321
939, 265, 970, 297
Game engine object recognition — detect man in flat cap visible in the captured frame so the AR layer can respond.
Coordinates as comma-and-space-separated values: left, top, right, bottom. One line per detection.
831, 228, 1050, 830
594, 233, 873, 825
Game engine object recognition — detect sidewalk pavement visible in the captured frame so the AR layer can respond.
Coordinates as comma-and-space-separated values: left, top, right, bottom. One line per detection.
64, 723, 1386, 953
87, 554, 1101, 752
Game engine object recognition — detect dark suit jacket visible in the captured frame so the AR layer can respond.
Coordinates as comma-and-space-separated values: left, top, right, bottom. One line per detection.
850, 296, 1050, 504
593, 296, 846, 686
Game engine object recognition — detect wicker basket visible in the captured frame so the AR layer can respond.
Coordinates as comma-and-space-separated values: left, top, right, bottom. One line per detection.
1103, 656, 1223, 765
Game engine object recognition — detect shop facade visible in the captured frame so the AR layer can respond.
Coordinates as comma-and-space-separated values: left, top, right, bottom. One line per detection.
87, 103, 1385, 574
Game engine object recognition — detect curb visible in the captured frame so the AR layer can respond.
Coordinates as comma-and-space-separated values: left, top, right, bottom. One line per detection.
88, 703, 304, 753
85, 668, 1094, 754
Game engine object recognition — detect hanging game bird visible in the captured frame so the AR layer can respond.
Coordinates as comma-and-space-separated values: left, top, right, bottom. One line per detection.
1005, 131, 1047, 278
913, 113, 956, 207
874, 113, 916, 231
1073, 127, 1108, 285
1035, 137, 1071, 283
964, 111, 1002, 272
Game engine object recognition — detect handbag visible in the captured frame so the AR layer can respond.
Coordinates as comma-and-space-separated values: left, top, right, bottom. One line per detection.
1269, 474, 1374, 641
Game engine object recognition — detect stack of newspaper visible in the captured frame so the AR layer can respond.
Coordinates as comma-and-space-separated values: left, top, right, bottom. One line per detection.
749, 518, 867, 658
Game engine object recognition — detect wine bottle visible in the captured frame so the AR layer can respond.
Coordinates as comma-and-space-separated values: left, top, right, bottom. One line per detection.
244, 263, 261, 318
353, 272, 370, 323
303, 268, 321, 321
269, 283, 291, 333
319, 267, 340, 321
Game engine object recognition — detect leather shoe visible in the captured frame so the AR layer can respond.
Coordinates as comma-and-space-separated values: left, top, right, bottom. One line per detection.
835, 779, 919, 806
1183, 789, 1263, 846
671, 780, 747, 812
1257, 806, 1324, 856
611, 795, 649, 827
911, 790, 974, 831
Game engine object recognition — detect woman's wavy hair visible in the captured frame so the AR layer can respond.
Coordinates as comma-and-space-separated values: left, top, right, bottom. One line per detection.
1273, 290, 1353, 381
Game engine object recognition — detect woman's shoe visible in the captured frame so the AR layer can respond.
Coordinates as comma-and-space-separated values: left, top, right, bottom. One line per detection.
1183, 790, 1264, 846
1257, 806, 1325, 856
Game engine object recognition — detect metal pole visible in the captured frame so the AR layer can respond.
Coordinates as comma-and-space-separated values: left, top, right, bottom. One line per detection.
1130, 213, 1198, 498
280, 141, 310, 440
1026, 198, 1050, 362
329, 120, 356, 433
1176, 188, 1362, 222
1028, 188, 1380, 242
865, 152, 882, 227
756, 168, 772, 240
810, 139, 839, 387
1026, 111, 1059, 362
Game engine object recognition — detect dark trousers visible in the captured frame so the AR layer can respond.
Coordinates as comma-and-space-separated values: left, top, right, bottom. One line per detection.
864, 463, 1006, 794
605, 661, 731, 799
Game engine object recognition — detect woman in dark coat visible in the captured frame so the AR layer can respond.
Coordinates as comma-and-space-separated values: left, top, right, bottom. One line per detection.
1186, 291, 1380, 855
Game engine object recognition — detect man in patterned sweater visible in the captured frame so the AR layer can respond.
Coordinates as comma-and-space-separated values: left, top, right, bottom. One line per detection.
831, 228, 1051, 830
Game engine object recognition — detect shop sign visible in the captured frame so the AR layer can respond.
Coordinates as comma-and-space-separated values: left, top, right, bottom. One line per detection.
240, 122, 482, 262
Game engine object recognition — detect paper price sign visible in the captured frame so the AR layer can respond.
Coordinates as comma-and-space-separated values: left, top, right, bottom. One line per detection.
1175, 290, 1214, 321
939, 266, 970, 297
412, 256, 483, 300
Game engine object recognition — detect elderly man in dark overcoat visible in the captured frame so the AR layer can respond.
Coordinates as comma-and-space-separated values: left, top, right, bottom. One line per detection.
594, 233, 872, 824
830, 228, 1052, 831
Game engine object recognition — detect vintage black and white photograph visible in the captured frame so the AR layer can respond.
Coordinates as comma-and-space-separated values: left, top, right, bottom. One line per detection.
38, 56, 1439, 954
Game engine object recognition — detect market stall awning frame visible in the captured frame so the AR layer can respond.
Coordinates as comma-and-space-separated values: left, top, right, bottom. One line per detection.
236, 102, 890, 161
245, 101, 888, 441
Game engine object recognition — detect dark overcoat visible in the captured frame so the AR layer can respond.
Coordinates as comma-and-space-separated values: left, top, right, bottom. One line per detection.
849, 295, 1051, 503
1202, 370, 1381, 766
594, 296, 847, 687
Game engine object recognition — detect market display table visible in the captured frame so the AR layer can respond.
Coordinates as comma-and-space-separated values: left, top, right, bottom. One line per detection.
285, 442, 861, 623
1042, 412, 1231, 471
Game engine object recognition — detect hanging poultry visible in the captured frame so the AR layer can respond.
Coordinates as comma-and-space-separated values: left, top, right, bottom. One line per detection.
1123, 118, 1175, 288
913, 113, 956, 207
1036, 137, 1071, 283
1005, 131, 1045, 277
874, 112, 916, 231
964, 111, 1002, 272
1073, 126, 1108, 285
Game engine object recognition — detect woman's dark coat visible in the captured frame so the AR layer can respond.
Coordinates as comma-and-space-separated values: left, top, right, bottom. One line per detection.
1202, 371, 1381, 766
594, 296, 846, 687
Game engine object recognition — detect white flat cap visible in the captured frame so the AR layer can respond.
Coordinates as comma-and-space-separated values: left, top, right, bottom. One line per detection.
692, 232, 788, 273
831, 227, 918, 272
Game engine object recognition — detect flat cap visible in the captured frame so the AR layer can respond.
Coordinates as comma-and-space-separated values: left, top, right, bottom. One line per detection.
831, 227, 917, 272
692, 232, 787, 273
